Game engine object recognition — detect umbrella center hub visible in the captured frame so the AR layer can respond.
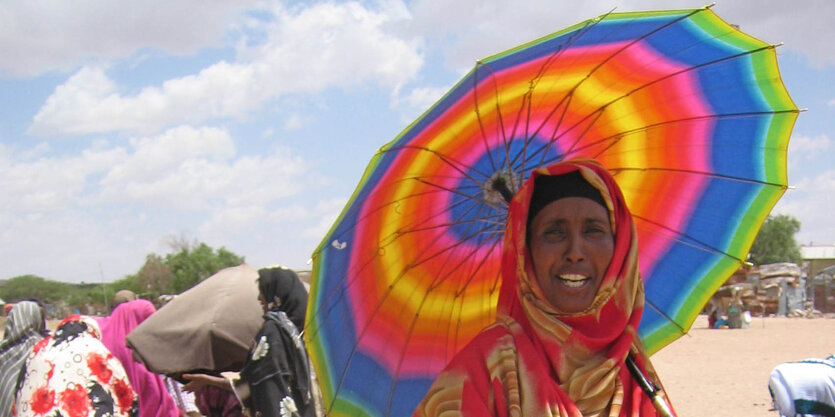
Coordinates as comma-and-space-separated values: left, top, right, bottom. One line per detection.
484, 170, 520, 206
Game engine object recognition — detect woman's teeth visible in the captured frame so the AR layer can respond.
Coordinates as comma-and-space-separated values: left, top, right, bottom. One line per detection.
558, 273, 589, 288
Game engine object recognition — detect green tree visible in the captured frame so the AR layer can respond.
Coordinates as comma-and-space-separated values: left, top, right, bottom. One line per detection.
748, 214, 803, 265
1, 240, 244, 314
165, 243, 244, 293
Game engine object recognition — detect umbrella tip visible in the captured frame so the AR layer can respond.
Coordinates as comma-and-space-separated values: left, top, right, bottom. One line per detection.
704, 3, 716, 9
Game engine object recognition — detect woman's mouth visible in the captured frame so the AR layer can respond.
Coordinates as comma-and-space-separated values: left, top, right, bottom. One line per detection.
557, 273, 590, 288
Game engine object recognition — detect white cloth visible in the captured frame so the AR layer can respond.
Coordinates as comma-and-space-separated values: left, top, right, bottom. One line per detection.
164, 377, 200, 414
769, 355, 835, 416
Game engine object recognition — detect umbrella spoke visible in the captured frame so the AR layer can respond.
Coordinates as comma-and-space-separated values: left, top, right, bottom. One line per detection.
473, 61, 502, 174
542, 109, 800, 165
327, 198, 504, 407
631, 214, 747, 264
386, 144, 494, 184
609, 166, 790, 188
309, 181, 504, 343
385, 236, 503, 416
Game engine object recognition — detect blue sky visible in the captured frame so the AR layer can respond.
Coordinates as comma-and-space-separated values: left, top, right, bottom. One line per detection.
2, 0, 833, 283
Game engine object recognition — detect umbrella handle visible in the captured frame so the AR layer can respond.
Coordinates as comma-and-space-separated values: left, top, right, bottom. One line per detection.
625, 353, 675, 417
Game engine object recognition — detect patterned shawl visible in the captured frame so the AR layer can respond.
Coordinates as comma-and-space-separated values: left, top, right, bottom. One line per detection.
98, 300, 179, 417
414, 159, 674, 417
13, 315, 138, 417
0, 302, 45, 417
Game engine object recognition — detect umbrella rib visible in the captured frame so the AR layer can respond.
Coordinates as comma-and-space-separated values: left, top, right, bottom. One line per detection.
549, 42, 785, 151
511, 16, 608, 174
527, 7, 700, 139
472, 16, 591, 179
644, 300, 687, 335
544, 109, 800, 164
477, 62, 515, 177
307, 185, 479, 341
311, 175, 501, 369
385, 235, 504, 416
608, 166, 789, 188
313, 183, 449, 256
480, 15, 604, 186
387, 144, 494, 184
631, 214, 747, 264
522, 10, 783, 165
310, 185, 481, 306
328, 199, 502, 404
473, 61, 501, 173
502, 23, 584, 187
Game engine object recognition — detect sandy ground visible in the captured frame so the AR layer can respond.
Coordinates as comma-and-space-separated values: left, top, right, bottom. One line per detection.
4, 315, 834, 416
651, 315, 835, 417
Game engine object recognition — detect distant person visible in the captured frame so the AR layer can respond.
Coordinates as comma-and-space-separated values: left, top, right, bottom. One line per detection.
13, 315, 138, 417
112, 290, 138, 310
0, 301, 45, 417
98, 300, 180, 417
183, 267, 319, 417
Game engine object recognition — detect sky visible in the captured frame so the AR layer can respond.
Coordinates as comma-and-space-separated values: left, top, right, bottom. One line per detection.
1, 0, 834, 284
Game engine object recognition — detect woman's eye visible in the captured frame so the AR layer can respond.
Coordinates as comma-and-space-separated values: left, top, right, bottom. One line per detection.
584, 224, 607, 235
543, 227, 565, 238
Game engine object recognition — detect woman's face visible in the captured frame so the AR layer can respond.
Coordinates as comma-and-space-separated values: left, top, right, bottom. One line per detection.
258, 293, 268, 314
528, 196, 614, 313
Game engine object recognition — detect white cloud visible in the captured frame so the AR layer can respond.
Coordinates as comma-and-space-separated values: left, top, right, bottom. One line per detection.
283, 113, 309, 131
28, 2, 424, 137
0, 208, 149, 283
0, 141, 126, 213
302, 197, 349, 239
401, 85, 449, 113
0, 124, 319, 281
98, 125, 308, 209
828, 98, 835, 107
789, 133, 832, 157
198, 205, 270, 241
0, 1, 253, 77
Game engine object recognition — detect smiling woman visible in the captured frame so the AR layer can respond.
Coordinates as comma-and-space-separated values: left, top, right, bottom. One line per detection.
413, 159, 675, 417
527, 172, 615, 314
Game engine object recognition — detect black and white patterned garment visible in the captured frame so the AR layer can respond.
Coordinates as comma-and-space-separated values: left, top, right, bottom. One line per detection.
0, 301, 45, 417
240, 311, 314, 417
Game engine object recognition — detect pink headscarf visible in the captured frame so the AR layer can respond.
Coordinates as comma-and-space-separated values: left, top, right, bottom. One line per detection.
97, 300, 180, 417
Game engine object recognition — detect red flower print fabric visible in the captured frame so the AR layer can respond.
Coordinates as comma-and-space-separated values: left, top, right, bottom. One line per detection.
13, 316, 139, 417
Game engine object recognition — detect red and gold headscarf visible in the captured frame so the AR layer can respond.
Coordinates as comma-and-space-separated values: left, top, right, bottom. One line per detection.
414, 159, 673, 417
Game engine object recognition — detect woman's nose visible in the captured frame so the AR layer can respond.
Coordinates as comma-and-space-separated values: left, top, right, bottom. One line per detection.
564, 233, 585, 263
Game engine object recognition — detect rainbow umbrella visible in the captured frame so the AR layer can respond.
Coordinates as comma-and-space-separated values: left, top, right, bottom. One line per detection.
306, 7, 798, 417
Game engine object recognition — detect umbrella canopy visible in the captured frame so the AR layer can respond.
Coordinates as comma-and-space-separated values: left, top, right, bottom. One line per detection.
127, 264, 263, 375
306, 7, 798, 417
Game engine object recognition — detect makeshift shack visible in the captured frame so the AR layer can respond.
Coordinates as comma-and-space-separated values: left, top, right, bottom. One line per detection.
708, 262, 808, 320
811, 264, 835, 314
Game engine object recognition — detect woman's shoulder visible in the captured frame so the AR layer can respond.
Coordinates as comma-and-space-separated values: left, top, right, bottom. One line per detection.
413, 316, 525, 417
435, 315, 523, 376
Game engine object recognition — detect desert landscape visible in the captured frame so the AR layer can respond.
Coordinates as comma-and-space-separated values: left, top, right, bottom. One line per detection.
652, 315, 835, 416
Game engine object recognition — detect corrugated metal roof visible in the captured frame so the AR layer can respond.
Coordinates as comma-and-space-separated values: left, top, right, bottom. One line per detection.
801, 245, 835, 259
